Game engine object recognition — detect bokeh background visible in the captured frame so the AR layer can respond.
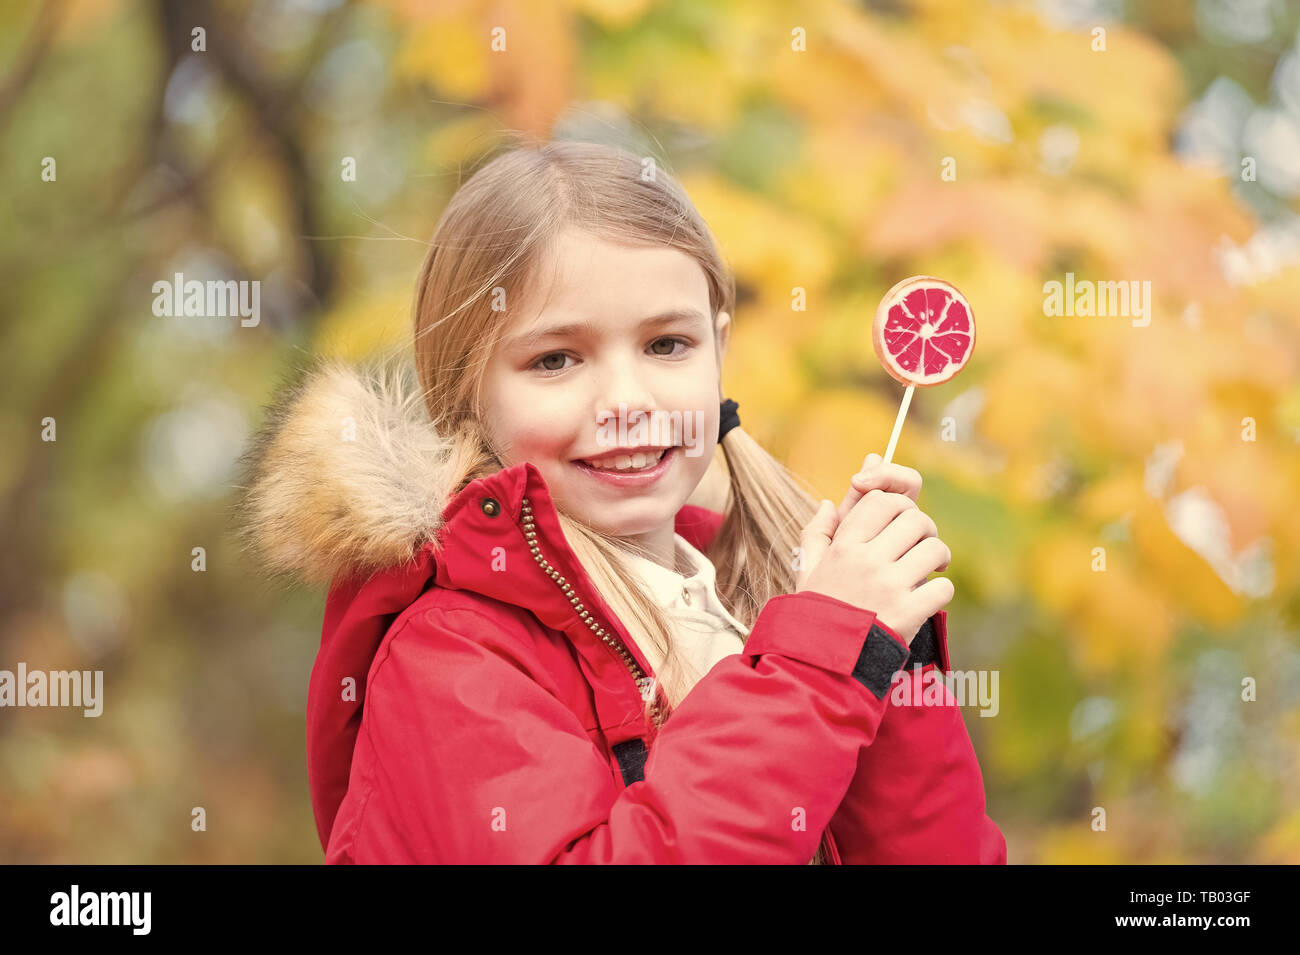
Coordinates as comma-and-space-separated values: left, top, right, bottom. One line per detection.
2, 0, 1298, 863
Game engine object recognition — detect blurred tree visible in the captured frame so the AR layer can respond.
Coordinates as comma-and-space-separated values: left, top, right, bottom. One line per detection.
0, 0, 1296, 864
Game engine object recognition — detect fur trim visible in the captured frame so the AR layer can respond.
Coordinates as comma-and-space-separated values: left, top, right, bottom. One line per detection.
232, 356, 459, 587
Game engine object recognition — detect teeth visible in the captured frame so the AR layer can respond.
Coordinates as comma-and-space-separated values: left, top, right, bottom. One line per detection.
581, 448, 667, 471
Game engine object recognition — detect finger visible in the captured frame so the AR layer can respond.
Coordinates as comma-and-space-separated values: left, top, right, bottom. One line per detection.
835, 482, 860, 525
895, 536, 952, 588
911, 575, 955, 613
838, 489, 917, 544
869, 506, 938, 563
797, 499, 837, 583
850, 462, 922, 503
836, 452, 885, 523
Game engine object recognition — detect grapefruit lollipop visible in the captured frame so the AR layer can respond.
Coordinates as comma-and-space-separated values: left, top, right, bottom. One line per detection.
872, 276, 976, 463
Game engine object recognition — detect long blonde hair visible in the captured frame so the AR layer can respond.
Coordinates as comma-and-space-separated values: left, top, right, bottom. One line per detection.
410, 138, 830, 860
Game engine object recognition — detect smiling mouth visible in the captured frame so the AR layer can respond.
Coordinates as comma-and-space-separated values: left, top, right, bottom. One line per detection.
574, 448, 670, 472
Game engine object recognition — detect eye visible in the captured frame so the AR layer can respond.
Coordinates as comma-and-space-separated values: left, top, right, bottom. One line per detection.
649, 336, 691, 357
530, 352, 575, 375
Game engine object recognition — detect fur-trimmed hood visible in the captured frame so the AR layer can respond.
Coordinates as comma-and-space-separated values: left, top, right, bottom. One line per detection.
234, 356, 464, 588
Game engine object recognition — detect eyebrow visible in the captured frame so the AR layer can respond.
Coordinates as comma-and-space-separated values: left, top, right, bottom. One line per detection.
503, 308, 709, 352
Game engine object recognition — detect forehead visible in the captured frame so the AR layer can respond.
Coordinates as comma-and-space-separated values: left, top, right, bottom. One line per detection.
516, 228, 712, 321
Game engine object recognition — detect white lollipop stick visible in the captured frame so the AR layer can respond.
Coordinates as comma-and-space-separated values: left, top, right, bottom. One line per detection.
882, 384, 914, 465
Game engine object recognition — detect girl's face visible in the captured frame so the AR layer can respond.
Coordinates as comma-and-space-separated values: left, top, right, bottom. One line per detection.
481, 227, 730, 562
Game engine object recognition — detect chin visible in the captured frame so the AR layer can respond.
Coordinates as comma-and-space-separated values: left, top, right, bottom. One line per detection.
566, 496, 680, 537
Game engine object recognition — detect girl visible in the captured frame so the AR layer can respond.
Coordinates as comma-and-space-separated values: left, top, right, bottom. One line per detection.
238, 139, 1006, 864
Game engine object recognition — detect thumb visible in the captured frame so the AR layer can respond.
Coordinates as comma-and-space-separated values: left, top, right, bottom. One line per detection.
798, 500, 836, 580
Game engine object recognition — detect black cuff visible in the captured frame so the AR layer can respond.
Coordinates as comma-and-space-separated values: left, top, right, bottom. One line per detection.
850, 621, 910, 700
903, 616, 940, 669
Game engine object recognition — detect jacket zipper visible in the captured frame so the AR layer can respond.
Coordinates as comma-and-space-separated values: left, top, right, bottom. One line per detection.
521, 496, 836, 864
520, 496, 665, 730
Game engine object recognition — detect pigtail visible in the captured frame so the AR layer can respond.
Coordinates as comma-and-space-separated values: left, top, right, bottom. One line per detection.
708, 425, 823, 629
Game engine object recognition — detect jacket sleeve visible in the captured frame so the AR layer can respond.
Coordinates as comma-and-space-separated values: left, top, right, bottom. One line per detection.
332, 591, 917, 864
828, 610, 1008, 864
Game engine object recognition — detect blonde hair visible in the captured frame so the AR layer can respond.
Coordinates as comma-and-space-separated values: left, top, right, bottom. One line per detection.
411, 137, 830, 862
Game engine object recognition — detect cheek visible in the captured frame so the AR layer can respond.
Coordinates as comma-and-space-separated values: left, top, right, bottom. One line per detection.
482, 372, 573, 455
509, 423, 571, 455
688, 393, 720, 452
490, 416, 568, 468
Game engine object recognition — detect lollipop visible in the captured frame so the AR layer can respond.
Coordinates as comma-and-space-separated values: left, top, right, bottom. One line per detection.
872, 276, 976, 464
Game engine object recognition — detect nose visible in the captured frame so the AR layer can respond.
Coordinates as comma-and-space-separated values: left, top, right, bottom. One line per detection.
591, 353, 659, 438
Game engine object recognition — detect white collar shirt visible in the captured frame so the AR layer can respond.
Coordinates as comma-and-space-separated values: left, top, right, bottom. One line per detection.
619, 533, 750, 687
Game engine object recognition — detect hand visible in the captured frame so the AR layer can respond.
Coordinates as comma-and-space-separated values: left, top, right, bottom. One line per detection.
833, 454, 949, 572
795, 455, 954, 644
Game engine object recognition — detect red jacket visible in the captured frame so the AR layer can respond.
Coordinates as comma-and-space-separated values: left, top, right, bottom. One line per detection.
242, 359, 1006, 864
